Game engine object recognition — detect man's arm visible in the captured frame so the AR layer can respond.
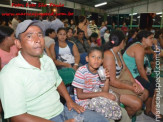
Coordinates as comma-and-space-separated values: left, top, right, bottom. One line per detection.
57, 82, 85, 113
10, 113, 53, 122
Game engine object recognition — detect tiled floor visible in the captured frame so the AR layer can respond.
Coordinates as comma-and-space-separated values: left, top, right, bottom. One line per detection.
136, 77, 163, 122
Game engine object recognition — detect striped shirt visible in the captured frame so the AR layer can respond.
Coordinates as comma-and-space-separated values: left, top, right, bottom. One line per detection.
72, 64, 104, 107
110, 49, 123, 78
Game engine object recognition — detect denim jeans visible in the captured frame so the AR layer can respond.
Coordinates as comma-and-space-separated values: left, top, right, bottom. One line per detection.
50, 106, 109, 122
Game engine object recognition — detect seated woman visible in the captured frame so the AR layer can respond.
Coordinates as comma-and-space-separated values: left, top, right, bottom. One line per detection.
103, 30, 148, 117
123, 30, 163, 121
50, 27, 80, 71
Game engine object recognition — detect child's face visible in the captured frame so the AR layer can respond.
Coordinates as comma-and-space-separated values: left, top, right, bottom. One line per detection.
86, 50, 103, 69
57, 30, 67, 42
49, 31, 56, 39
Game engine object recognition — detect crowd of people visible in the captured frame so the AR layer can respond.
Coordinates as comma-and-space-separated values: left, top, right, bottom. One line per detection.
0, 15, 163, 122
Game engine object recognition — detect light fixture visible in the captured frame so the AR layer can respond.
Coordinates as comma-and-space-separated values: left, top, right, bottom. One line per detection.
23, 0, 32, 1
95, 2, 107, 7
31, 2, 36, 4
160, 16, 162, 17
156, 12, 162, 15
129, 13, 137, 16
53, 8, 57, 12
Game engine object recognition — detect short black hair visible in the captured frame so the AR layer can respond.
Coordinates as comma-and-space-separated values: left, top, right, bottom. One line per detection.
77, 30, 84, 35
45, 28, 55, 36
0, 26, 14, 43
88, 47, 103, 58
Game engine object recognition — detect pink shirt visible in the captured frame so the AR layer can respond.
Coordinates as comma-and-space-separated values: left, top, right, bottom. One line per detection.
0, 45, 18, 68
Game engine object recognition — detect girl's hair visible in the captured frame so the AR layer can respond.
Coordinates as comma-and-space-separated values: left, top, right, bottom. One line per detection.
89, 32, 98, 42
0, 26, 14, 43
78, 16, 86, 23
103, 30, 125, 51
45, 28, 55, 36
88, 47, 103, 58
57, 27, 67, 34
123, 30, 153, 52
154, 30, 162, 39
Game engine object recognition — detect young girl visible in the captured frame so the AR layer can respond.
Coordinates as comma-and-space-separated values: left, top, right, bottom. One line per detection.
89, 33, 98, 47
50, 27, 80, 70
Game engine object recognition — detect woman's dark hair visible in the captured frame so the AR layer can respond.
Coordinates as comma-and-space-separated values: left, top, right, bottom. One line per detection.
127, 29, 138, 42
154, 30, 162, 39
78, 16, 86, 23
123, 30, 153, 53
103, 30, 125, 51
88, 47, 103, 58
45, 28, 55, 36
57, 27, 67, 34
0, 26, 14, 43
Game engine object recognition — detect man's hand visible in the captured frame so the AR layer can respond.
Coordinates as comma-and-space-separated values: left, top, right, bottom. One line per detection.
66, 101, 85, 114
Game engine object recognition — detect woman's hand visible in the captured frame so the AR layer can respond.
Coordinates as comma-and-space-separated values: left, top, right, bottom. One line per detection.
73, 65, 78, 71
105, 68, 110, 80
133, 83, 143, 95
65, 63, 72, 68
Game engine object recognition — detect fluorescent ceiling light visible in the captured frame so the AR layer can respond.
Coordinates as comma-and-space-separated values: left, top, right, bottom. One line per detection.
95, 2, 107, 7
129, 13, 137, 16
23, 0, 32, 1
156, 12, 162, 15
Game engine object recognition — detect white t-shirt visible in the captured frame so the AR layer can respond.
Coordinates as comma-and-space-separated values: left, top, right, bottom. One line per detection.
104, 33, 110, 43
57, 45, 75, 64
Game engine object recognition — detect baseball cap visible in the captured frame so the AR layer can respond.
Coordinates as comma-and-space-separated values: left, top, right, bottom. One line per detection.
15, 20, 45, 39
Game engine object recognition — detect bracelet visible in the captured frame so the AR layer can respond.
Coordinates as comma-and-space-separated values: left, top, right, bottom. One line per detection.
74, 63, 78, 66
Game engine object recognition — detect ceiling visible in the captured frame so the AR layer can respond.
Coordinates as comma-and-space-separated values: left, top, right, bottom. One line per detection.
66, 0, 146, 10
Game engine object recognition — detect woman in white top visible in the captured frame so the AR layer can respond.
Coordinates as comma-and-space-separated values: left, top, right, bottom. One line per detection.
50, 27, 80, 70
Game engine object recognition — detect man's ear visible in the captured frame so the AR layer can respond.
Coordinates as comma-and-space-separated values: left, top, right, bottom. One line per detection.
14, 39, 22, 49
86, 56, 88, 62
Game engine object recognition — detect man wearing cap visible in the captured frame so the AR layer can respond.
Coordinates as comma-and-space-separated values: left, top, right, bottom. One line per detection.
0, 20, 109, 122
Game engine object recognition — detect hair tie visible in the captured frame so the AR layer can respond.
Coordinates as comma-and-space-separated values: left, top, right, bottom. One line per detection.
111, 40, 115, 44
